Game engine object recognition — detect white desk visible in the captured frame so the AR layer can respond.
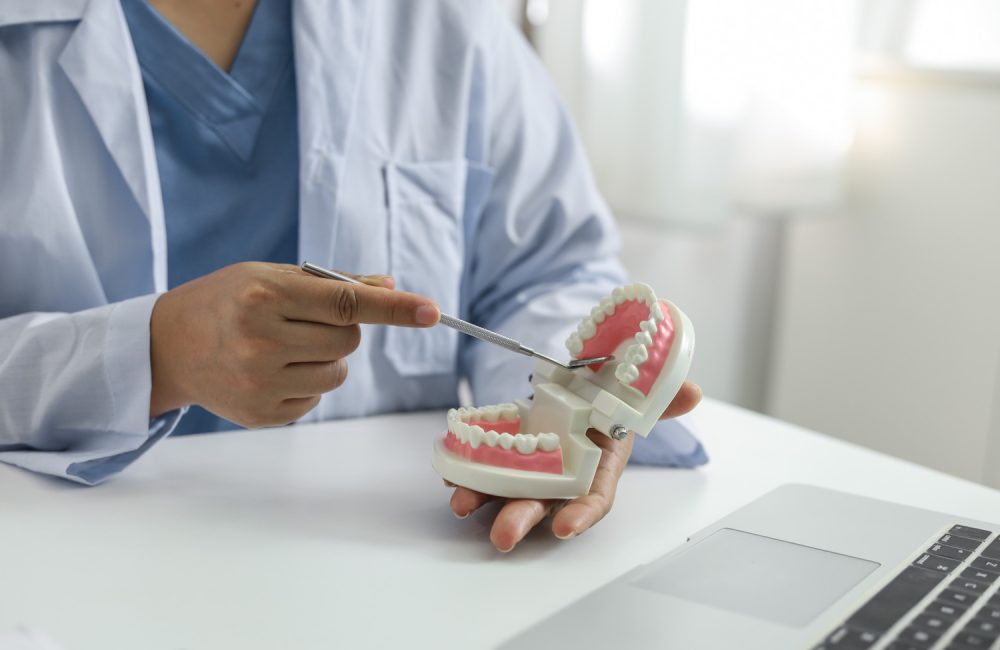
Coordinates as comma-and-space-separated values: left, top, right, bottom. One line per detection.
3, 399, 1000, 650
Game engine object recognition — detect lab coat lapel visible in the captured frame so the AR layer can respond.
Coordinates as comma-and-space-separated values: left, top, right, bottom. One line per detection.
58, 0, 168, 291
292, 0, 371, 267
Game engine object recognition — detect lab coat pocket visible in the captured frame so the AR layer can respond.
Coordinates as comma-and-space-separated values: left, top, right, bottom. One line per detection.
383, 160, 468, 376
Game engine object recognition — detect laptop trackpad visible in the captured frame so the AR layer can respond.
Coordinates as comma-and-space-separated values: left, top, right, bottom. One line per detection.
632, 528, 879, 627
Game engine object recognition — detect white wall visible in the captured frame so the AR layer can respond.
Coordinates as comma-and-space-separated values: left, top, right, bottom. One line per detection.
768, 71, 1000, 483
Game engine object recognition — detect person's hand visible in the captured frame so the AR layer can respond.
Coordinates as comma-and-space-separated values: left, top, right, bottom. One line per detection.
447, 380, 702, 552
149, 262, 440, 425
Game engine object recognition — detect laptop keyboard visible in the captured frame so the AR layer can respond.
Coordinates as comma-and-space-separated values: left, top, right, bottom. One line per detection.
816, 525, 1000, 650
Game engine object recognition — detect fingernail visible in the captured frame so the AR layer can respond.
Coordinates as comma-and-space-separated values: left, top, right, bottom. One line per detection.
554, 530, 576, 540
416, 304, 440, 325
454, 511, 469, 520
497, 544, 515, 553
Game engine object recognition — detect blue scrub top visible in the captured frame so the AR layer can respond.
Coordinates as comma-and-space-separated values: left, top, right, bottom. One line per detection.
122, 0, 299, 435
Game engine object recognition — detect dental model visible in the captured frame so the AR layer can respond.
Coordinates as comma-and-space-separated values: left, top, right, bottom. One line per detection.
432, 283, 694, 499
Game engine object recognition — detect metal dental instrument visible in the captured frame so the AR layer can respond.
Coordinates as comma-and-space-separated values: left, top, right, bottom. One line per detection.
301, 261, 613, 371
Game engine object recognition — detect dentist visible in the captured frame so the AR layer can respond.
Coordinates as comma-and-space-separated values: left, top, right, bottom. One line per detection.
0, 0, 701, 551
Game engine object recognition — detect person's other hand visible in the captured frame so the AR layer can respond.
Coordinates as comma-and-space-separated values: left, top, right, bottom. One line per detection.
447, 380, 702, 552
149, 262, 439, 425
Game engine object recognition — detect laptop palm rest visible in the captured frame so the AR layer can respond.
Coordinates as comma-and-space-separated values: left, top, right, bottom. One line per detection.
631, 528, 879, 627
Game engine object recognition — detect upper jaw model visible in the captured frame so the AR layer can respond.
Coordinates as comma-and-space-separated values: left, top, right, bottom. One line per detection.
432, 283, 695, 499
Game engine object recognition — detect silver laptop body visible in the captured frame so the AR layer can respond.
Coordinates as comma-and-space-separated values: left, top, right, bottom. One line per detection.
503, 484, 1000, 649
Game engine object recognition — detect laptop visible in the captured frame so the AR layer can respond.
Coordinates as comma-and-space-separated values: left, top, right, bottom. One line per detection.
502, 484, 1000, 650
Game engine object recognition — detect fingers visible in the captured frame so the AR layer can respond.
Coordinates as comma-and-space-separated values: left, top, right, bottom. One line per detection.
272, 395, 322, 426
448, 428, 634, 550
279, 359, 349, 397
660, 381, 703, 420
448, 484, 558, 547
450, 486, 495, 519
280, 270, 439, 327
281, 321, 362, 363
552, 429, 633, 539
232, 395, 321, 429
490, 499, 559, 552
449, 488, 561, 552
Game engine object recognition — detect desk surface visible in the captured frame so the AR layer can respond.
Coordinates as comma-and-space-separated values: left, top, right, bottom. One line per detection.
3, 399, 1000, 649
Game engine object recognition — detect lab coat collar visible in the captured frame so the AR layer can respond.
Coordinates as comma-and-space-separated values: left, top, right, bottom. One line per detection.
0, 1, 87, 26
57, 0, 169, 290
292, 0, 371, 267
7, 0, 372, 288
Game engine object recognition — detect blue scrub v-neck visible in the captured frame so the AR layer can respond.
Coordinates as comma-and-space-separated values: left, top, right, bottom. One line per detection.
122, 0, 299, 435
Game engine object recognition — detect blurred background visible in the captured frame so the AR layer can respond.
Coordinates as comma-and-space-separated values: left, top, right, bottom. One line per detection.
500, 0, 1000, 486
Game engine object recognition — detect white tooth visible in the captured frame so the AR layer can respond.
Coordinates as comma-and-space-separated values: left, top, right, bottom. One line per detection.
566, 332, 584, 356
651, 303, 665, 322
624, 285, 637, 300
578, 318, 597, 339
612, 287, 627, 304
601, 297, 616, 315
513, 434, 538, 455
640, 319, 657, 335
616, 363, 640, 384
498, 433, 515, 450
457, 407, 471, 422
456, 422, 470, 443
634, 331, 652, 347
590, 306, 606, 324
448, 408, 459, 421
484, 430, 499, 447
629, 344, 648, 364
500, 404, 519, 420
468, 425, 485, 449
538, 433, 560, 452
482, 406, 500, 422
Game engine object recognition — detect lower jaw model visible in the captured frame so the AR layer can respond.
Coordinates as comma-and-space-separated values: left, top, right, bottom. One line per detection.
432, 283, 695, 499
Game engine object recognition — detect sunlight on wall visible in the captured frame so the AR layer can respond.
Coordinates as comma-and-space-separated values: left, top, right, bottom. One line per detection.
905, 0, 1000, 70
683, 0, 857, 205
582, 0, 636, 78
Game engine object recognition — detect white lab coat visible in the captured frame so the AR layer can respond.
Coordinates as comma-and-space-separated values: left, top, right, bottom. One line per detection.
0, 0, 700, 485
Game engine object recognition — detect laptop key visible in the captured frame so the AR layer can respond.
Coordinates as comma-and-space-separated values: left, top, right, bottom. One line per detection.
924, 600, 967, 619
847, 566, 946, 632
950, 578, 990, 595
971, 557, 1000, 573
910, 613, 954, 633
963, 618, 1000, 639
961, 567, 1000, 584
948, 631, 993, 647
978, 538, 1000, 561
940, 588, 981, 606
949, 525, 993, 541
940, 534, 985, 551
913, 553, 961, 574
895, 625, 940, 648
929, 544, 974, 562
975, 605, 1000, 621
